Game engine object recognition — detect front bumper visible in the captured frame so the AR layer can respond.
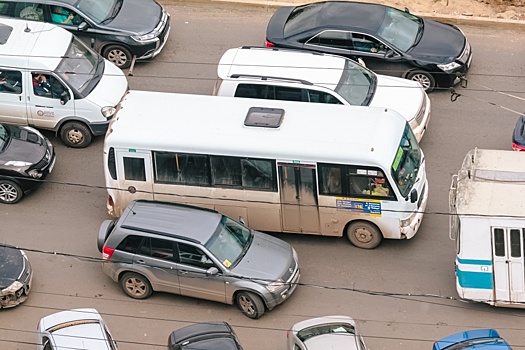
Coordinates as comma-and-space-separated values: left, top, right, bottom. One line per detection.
265, 268, 301, 310
0, 259, 32, 309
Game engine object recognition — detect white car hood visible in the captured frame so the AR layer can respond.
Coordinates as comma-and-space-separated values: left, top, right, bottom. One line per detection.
369, 75, 425, 123
87, 60, 128, 107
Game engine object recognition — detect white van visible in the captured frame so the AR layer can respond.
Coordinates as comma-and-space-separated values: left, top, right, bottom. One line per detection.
0, 18, 128, 147
214, 46, 430, 142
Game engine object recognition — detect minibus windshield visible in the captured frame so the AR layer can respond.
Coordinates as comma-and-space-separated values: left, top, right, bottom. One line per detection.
205, 216, 253, 268
56, 37, 103, 97
391, 124, 421, 197
335, 59, 376, 106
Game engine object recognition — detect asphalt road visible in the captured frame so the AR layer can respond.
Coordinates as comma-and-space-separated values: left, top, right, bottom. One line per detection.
2, 2, 525, 350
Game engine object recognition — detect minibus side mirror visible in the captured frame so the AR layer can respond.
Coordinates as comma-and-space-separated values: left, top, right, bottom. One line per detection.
60, 91, 70, 105
78, 22, 88, 31
238, 216, 246, 225
409, 189, 418, 203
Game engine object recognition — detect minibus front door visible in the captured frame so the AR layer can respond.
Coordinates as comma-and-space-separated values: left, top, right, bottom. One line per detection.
278, 163, 320, 234
492, 227, 525, 305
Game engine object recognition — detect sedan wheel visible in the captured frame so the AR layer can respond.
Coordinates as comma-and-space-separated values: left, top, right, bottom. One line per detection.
120, 272, 152, 299
407, 70, 436, 93
0, 180, 23, 204
236, 291, 265, 319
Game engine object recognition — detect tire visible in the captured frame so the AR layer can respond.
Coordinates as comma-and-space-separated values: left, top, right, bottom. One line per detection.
346, 221, 383, 249
103, 45, 133, 69
0, 180, 23, 204
236, 291, 265, 319
120, 272, 152, 299
406, 70, 436, 93
60, 121, 92, 148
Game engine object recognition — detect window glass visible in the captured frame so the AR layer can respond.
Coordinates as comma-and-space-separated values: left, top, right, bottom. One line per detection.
210, 156, 242, 186
32, 73, 66, 99
241, 159, 275, 190
235, 84, 275, 99
42, 337, 52, 350
274, 86, 303, 101
154, 152, 210, 186
0, 123, 7, 150
494, 228, 505, 257
116, 235, 143, 254
319, 165, 343, 195
307, 90, 342, 104
123, 157, 146, 181
391, 124, 421, 197
76, 0, 116, 24
0, 70, 22, 94
351, 33, 387, 54
108, 147, 117, 180
510, 229, 521, 258
178, 243, 215, 269
377, 7, 421, 51
335, 59, 376, 106
205, 216, 252, 268
50, 5, 78, 26
308, 31, 351, 49
15, 2, 43, 21
150, 238, 176, 262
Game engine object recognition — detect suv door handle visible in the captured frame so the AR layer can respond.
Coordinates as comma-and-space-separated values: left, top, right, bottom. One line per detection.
180, 270, 188, 275
136, 259, 146, 264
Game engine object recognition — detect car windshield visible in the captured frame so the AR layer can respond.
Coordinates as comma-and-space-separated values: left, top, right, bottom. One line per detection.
391, 124, 422, 197
56, 37, 102, 96
377, 7, 422, 51
297, 323, 356, 342
335, 59, 376, 106
284, 2, 324, 38
76, 0, 118, 24
205, 216, 253, 268
0, 123, 8, 151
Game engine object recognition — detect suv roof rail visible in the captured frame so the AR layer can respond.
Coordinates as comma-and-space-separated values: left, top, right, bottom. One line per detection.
229, 74, 313, 86
133, 199, 218, 214
121, 225, 201, 244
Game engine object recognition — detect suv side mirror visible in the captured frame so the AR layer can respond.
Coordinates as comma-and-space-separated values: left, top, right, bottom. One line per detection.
410, 189, 418, 203
60, 91, 70, 105
206, 267, 219, 276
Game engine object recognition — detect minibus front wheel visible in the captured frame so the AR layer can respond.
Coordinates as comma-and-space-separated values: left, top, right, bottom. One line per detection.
60, 121, 92, 148
345, 221, 382, 249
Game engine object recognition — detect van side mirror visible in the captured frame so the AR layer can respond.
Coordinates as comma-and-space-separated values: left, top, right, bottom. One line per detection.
238, 216, 246, 225
78, 22, 88, 31
410, 189, 418, 203
60, 91, 70, 105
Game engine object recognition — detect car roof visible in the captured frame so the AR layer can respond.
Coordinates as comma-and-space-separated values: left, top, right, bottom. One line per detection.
169, 322, 239, 350
39, 308, 112, 350
433, 329, 511, 350
289, 1, 388, 34
218, 47, 346, 88
0, 18, 71, 71
120, 200, 223, 245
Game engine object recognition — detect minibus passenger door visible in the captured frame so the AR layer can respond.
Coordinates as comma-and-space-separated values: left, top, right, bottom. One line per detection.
0, 69, 27, 125
278, 163, 320, 234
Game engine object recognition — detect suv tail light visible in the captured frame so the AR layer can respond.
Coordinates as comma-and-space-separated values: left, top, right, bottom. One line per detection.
102, 246, 115, 260
265, 39, 274, 48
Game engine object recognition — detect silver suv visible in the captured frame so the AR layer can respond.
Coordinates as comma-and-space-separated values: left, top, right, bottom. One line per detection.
97, 200, 300, 319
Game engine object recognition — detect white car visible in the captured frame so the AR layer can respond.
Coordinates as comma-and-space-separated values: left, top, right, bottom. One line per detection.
37, 308, 117, 350
214, 46, 430, 142
287, 315, 368, 350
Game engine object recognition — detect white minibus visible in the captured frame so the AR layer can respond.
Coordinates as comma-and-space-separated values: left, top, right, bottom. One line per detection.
0, 18, 128, 147
104, 91, 428, 249
450, 148, 525, 307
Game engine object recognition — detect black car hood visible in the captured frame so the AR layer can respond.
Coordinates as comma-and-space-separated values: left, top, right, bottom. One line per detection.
0, 247, 23, 289
0, 125, 46, 165
104, 0, 162, 35
408, 18, 465, 64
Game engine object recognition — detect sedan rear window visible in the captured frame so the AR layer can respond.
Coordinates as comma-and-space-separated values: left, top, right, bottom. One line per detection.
297, 323, 356, 342
284, 2, 323, 38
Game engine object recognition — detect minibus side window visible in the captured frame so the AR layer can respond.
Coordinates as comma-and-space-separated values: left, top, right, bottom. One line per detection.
123, 157, 145, 181
510, 229, 521, 258
494, 228, 505, 257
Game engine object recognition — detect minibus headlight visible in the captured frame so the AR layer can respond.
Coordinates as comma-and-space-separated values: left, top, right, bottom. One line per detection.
401, 212, 417, 227
101, 106, 116, 118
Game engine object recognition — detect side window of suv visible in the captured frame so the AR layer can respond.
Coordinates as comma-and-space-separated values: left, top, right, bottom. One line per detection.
307, 90, 343, 104
136, 237, 177, 262
178, 243, 215, 269
116, 235, 143, 254
235, 84, 275, 99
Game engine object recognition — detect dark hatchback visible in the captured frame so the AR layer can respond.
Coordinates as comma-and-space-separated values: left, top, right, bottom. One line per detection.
168, 322, 243, 350
265, 1, 473, 92
512, 114, 525, 151
0, 123, 55, 204
0, 0, 170, 69
0, 245, 33, 309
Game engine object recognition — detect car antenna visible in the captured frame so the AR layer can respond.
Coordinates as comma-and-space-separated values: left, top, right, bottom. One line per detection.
24, 23, 31, 33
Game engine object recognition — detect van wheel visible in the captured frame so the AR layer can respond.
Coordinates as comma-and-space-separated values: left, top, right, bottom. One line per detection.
120, 272, 152, 299
60, 122, 92, 148
406, 70, 435, 93
346, 221, 382, 249
236, 291, 265, 319
103, 45, 132, 69
0, 180, 23, 204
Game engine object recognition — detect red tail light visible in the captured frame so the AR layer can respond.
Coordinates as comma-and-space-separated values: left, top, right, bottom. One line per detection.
512, 143, 525, 151
102, 246, 115, 260
265, 39, 274, 48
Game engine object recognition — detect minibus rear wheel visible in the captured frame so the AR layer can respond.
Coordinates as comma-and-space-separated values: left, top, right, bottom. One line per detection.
60, 121, 92, 148
345, 221, 382, 249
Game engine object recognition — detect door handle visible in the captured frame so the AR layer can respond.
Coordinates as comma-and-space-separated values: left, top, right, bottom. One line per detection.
35, 105, 53, 108
180, 270, 188, 275
136, 260, 146, 264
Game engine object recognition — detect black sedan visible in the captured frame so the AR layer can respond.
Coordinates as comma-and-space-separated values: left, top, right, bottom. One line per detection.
512, 114, 525, 151
168, 322, 243, 350
265, 1, 473, 92
0, 123, 55, 204
0, 245, 32, 309
0, 0, 170, 69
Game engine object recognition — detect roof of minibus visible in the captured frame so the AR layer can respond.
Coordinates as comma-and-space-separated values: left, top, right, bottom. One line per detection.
217, 47, 346, 87
106, 91, 408, 167
0, 18, 71, 71
455, 148, 525, 217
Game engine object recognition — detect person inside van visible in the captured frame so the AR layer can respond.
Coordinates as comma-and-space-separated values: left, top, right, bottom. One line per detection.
363, 177, 390, 197
32, 73, 52, 96
51, 6, 74, 25
0, 72, 22, 94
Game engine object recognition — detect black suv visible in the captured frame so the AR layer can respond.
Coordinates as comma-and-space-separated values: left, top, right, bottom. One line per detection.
0, 0, 170, 69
